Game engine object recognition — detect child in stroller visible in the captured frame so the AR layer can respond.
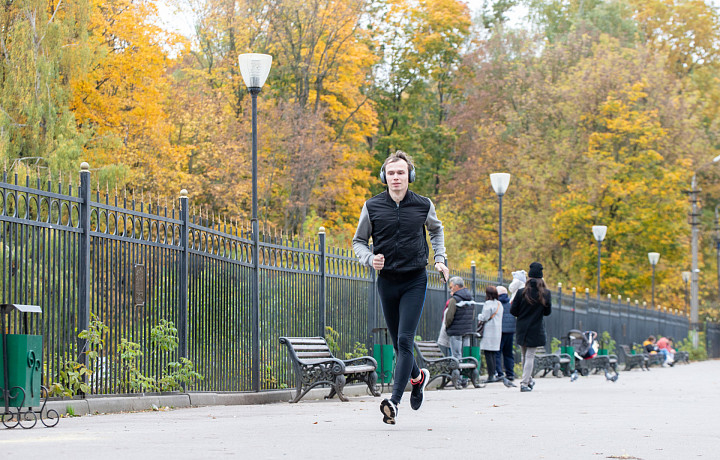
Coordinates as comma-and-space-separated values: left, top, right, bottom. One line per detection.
567, 330, 618, 382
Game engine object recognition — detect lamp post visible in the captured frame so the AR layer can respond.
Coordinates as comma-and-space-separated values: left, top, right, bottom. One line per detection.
490, 173, 511, 284
592, 225, 607, 298
648, 252, 660, 313
682, 271, 691, 314
238, 53, 272, 392
715, 205, 720, 301
688, 154, 720, 344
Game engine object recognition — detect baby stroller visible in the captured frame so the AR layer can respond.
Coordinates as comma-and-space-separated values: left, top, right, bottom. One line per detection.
567, 330, 619, 382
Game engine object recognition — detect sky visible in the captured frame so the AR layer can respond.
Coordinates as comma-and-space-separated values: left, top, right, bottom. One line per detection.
154, 0, 527, 39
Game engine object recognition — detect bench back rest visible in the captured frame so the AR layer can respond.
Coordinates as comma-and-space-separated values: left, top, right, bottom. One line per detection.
282, 337, 335, 360
415, 341, 445, 360
618, 344, 631, 358
535, 346, 548, 356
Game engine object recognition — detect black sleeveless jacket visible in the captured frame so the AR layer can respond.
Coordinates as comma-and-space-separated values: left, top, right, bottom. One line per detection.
446, 287, 475, 336
365, 191, 433, 273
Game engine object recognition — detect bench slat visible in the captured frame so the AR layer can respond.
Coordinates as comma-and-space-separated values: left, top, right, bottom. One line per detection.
292, 344, 332, 351
297, 352, 334, 359
345, 365, 374, 373
284, 337, 327, 344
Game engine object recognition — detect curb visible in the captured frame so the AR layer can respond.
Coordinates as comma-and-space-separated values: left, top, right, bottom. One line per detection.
42, 384, 379, 417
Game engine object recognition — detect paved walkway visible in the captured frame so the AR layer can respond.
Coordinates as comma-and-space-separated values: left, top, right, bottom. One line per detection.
2, 360, 719, 459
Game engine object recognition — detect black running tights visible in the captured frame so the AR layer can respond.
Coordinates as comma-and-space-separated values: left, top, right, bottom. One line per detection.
377, 270, 427, 405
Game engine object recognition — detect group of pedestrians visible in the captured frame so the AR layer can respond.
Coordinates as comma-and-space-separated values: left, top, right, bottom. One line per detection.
352, 149, 552, 425
439, 263, 552, 393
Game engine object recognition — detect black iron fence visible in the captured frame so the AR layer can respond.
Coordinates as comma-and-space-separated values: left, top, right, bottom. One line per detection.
1, 163, 718, 397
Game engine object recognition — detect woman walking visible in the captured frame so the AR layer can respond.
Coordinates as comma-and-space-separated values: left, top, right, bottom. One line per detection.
478, 286, 503, 383
510, 262, 552, 392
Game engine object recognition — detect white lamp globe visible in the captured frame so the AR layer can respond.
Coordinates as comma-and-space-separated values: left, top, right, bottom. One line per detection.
238, 53, 273, 89
490, 173, 511, 196
592, 225, 607, 242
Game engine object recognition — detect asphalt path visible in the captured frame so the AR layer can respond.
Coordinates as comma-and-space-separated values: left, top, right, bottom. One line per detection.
2, 360, 719, 459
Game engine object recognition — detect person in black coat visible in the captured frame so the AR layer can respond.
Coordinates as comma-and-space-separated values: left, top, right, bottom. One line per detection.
510, 262, 552, 392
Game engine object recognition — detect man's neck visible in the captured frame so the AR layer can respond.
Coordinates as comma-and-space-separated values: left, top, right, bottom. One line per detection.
388, 188, 407, 203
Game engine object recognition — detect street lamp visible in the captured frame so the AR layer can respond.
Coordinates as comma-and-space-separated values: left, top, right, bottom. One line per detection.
490, 173, 511, 284
688, 154, 720, 341
592, 225, 607, 298
238, 52, 272, 392
682, 271, 691, 313
714, 205, 720, 301
648, 252, 660, 311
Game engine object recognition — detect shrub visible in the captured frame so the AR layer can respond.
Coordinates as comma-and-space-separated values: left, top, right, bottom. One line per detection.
677, 332, 707, 361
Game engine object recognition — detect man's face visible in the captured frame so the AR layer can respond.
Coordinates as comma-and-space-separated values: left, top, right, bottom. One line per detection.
384, 159, 410, 192
450, 283, 460, 293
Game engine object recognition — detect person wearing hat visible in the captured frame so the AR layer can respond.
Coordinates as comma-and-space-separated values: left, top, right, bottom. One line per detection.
510, 262, 552, 392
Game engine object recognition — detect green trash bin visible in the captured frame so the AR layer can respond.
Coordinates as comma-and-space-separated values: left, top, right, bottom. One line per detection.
597, 349, 609, 356
561, 345, 575, 371
0, 334, 42, 407
1, 304, 43, 409
373, 344, 394, 384
462, 345, 481, 364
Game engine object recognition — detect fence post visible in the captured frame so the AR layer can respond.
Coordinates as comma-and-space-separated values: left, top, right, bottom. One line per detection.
471, 261, 476, 299
178, 190, 189, 360
557, 283, 563, 328
77, 162, 91, 370
319, 227, 326, 337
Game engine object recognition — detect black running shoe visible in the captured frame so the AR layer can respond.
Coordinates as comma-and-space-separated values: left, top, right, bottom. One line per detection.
380, 398, 398, 424
410, 368, 430, 410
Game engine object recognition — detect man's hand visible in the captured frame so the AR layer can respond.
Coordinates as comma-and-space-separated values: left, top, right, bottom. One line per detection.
372, 254, 385, 271
435, 261, 449, 283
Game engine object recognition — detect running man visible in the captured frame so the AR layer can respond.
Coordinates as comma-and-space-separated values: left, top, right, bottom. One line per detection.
353, 150, 449, 425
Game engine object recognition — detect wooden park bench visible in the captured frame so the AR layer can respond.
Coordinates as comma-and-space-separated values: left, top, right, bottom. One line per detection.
533, 346, 572, 378
279, 336, 381, 403
617, 344, 647, 371
414, 341, 481, 389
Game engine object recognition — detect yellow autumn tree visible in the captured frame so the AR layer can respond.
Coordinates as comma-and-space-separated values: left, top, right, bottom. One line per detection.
71, 0, 188, 194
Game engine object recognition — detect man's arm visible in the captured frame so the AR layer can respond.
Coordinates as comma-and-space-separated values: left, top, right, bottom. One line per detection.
352, 203, 374, 267
425, 199, 447, 264
445, 299, 457, 329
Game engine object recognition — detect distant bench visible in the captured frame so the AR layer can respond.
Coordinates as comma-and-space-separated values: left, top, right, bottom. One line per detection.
533, 346, 572, 378
279, 336, 381, 403
414, 340, 481, 389
674, 350, 689, 364
617, 344, 647, 371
